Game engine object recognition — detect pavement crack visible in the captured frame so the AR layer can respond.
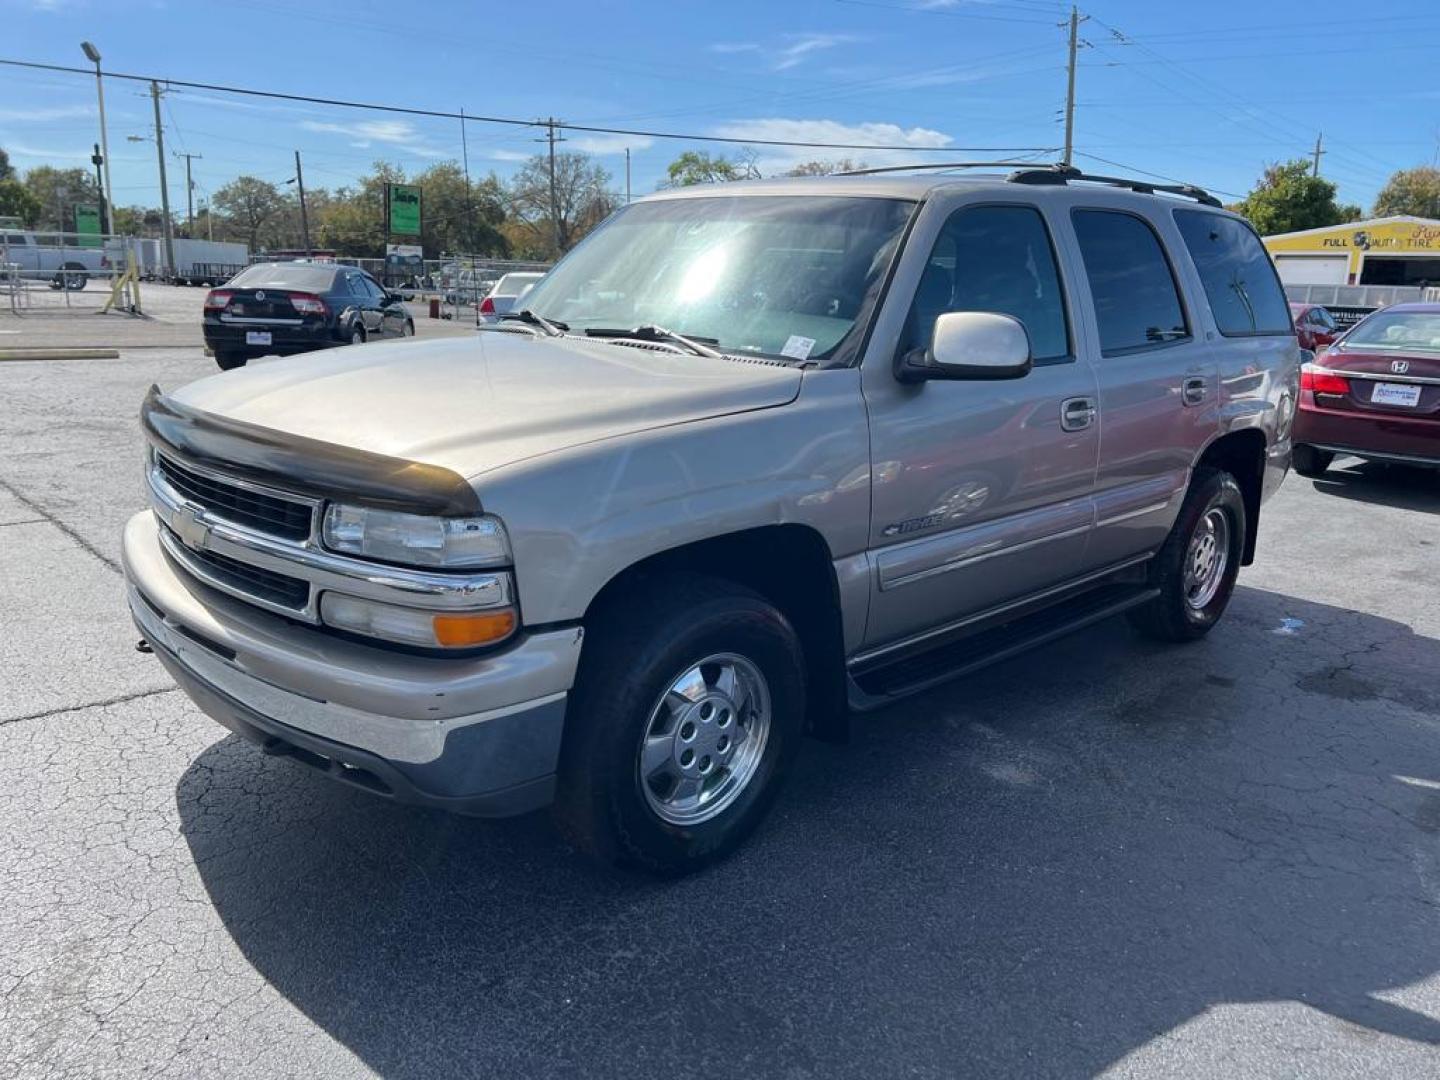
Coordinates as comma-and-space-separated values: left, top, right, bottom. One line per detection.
0, 686, 179, 728
0, 476, 123, 575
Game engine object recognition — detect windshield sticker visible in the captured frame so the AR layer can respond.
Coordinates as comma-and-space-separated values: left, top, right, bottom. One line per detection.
781, 335, 817, 360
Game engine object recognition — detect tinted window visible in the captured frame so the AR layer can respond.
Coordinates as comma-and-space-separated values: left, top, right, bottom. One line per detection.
1313, 307, 1336, 331
1174, 211, 1290, 335
904, 205, 1070, 361
1072, 210, 1188, 354
230, 263, 338, 292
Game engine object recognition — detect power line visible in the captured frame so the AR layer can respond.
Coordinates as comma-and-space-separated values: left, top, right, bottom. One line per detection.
0, 57, 1055, 155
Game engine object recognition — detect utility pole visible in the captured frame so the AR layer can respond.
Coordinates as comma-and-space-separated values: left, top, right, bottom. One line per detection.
460, 106, 474, 250
293, 150, 311, 256
537, 117, 565, 256
625, 147, 631, 204
174, 151, 201, 237
1311, 132, 1325, 177
1062, 5, 1081, 167
150, 81, 175, 279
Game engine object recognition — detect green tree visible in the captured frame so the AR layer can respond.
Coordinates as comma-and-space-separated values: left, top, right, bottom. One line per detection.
314, 161, 407, 256
0, 146, 14, 182
412, 161, 508, 256
0, 177, 42, 225
1372, 166, 1440, 219
783, 158, 865, 176
21, 166, 99, 232
1228, 160, 1361, 236
212, 175, 286, 251
661, 149, 760, 187
508, 151, 614, 257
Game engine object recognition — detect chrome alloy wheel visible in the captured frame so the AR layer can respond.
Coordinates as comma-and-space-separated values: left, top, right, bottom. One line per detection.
1183, 507, 1230, 611
638, 653, 772, 827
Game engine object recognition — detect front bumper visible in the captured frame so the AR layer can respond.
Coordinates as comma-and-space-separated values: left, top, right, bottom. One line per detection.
122, 510, 583, 816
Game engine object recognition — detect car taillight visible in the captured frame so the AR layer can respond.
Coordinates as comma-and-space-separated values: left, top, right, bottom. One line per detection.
1300, 365, 1350, 395
289, 293, 328, 316
204, 290, 233, 310
478, 296, 495, 314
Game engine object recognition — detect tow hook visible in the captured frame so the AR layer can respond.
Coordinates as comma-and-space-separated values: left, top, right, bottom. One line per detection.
135, 638, 154, 654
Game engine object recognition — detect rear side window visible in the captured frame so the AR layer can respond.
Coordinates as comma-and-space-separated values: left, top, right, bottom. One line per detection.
1174, 211, 1291, 336
903, 205, 1070, 362
1072, 210, 1189, 354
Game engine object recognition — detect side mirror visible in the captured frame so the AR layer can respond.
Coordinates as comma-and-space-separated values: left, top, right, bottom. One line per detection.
899, 311, 1033, 383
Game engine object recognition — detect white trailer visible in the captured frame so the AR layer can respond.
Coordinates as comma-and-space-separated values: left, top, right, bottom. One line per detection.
172, 239, 249, 286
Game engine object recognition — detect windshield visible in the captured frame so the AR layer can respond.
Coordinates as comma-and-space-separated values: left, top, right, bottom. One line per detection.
520, 195, 916, 363
1342, 311, 1440, 353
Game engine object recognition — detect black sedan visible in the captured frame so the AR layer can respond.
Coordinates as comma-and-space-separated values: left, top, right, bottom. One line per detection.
203, 262, 414, 370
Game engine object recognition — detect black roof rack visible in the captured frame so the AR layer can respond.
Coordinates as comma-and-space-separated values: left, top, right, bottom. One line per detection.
836, 161, 1057, 176
1007, 164, 1223, 208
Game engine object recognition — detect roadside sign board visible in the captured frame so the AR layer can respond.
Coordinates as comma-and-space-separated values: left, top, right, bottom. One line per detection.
75, 205, 102, 247
386, 184, 422, 236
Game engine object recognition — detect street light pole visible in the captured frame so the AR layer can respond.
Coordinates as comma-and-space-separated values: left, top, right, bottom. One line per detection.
81, 42, 114, 236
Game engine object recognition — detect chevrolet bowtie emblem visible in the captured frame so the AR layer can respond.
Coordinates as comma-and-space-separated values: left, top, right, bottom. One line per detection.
173, 506, 209, 551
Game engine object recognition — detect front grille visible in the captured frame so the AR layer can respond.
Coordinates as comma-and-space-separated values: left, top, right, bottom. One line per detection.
157, 455, 312, 541
164, 529, 311, 610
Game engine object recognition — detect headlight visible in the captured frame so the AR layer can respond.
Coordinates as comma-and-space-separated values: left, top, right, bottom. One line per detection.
320, 593, 517, 649
322, 504, 511, 567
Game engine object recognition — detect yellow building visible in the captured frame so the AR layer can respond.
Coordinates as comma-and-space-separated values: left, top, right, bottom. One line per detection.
1263, 216, 1440, 288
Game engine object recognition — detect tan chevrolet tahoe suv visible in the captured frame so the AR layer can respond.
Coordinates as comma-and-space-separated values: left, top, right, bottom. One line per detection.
123, 165, 1300, 874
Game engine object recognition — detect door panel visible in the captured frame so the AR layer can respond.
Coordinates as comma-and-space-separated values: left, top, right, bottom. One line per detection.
1064, 207, 1218, 566
862, 200, 1102, 650
864, 366, 1100, 647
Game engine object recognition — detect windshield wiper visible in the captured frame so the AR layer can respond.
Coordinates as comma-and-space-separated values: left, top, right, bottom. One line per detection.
584, 324, 724, 359
497, 309, 567, 336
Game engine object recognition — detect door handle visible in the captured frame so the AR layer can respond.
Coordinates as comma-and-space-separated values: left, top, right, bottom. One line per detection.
1060, 396, 1096, 432
1182, 376, 1208, 406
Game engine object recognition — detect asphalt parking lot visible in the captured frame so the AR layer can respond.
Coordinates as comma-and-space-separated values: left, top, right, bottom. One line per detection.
2, 346, 1439, 1079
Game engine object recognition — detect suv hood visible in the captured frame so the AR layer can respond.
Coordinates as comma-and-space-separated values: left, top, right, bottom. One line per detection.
170, 332, 802, 478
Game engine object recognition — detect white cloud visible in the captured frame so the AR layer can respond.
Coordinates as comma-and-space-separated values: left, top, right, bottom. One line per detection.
566, 133, 655, 155
0, 104, 94, 122
710, 33, 861, 71
488, 149, 531, 162
2, 142, 93, 160
773, 33, 856, 71
301, 119, 448, 159
708, 117, 953, 174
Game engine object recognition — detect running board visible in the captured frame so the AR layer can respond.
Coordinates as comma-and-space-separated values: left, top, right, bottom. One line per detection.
847, 583, 1160, 711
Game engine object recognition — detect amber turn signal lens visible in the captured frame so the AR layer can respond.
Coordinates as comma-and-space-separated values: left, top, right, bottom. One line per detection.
432, 609, 517, 647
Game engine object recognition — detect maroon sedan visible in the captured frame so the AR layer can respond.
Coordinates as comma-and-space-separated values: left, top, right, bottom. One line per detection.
1289, 302, 1340, 352
1292, 303, 1440, 477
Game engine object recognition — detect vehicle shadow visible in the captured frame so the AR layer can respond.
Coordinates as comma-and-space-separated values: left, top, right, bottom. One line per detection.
1306, 457, 1440, 514
176, 584, 1440, 1078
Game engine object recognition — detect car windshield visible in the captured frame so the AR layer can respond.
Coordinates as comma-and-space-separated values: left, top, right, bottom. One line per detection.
493, 273, 542, 295
1342, 311, 1440, 352
229, 263, 337, 291
520, 195, 916, 363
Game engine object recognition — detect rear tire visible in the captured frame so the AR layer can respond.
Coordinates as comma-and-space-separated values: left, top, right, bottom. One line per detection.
1293, 444, 1334, 478
214, 351, 246, 371
554, 573, 806, 875
1128, 467, 1246, 644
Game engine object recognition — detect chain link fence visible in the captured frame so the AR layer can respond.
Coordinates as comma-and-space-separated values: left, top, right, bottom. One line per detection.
2, 227, 142, 317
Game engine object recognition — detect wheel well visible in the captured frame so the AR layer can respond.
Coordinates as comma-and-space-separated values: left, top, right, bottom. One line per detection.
1197, 429, 1266, 564
583, 525, 850, 742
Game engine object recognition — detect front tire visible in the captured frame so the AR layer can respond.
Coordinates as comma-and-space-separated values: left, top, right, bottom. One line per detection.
348, 325, 365, 346
554, 574, 806, 875
1293, 444, 1334, 478
1128, 467, 1246, 643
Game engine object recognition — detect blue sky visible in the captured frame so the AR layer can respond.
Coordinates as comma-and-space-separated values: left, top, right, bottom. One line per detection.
3, 0, 1438, 216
